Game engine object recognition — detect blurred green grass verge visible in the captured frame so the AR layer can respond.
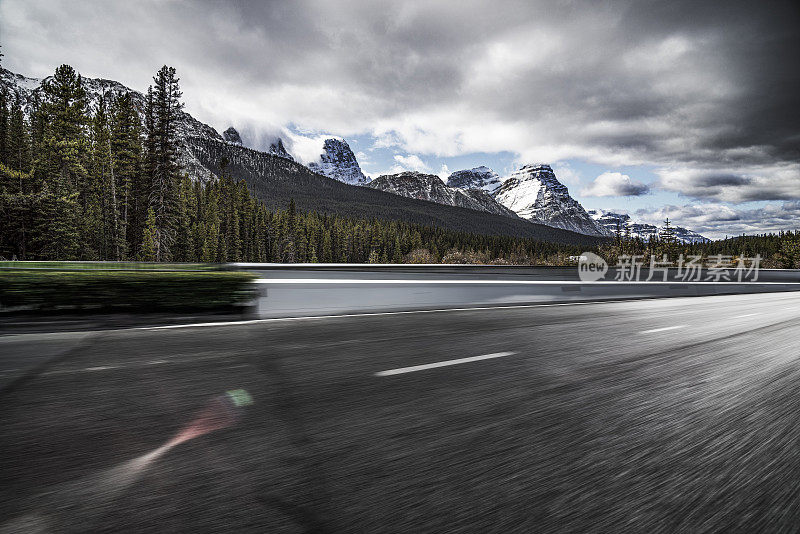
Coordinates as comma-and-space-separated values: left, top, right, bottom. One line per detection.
0, 261, 225, 271
0, 270, 257, 313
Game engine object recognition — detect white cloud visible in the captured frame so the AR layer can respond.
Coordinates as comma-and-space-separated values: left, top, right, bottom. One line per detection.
392, 154, 430, 173
283, 132, 340, 165
581, 172, 650, 197
3, 0, 798, 213
551, 162, 581, 186
635, 202, 800, 239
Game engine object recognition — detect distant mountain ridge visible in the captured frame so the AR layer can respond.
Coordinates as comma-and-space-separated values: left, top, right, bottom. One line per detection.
3, 65, 711, 245
588, 210, 709, 244
446, 166, 502, 193
184, 136, 602, 245
0, 65, 716, 243
367, 171, 517, 218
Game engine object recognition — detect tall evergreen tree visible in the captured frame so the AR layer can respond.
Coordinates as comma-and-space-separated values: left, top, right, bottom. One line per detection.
36, 65, 89, 194
140, 207, 157, 261
144, 66, 183, 261
6, 94, 30, 176
109, 91, 141, 259
0, 86, 8, 166
32, 65, 88, 258
87, 91, 112, 258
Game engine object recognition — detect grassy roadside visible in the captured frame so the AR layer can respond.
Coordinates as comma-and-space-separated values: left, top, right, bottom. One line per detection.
0, 268, 257, 313
0, 261, 225, 271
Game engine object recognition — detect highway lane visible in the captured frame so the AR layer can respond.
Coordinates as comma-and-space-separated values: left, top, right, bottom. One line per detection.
1, 292, 800, 532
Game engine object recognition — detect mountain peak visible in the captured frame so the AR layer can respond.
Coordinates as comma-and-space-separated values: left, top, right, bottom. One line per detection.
308, 138, 369, 185
495, 164, 611, 237
223, 126, 243, 145
588, 210, 708, 243
447, 166, 501, 193
368, 171, 517, 218
267, 137, 293, 160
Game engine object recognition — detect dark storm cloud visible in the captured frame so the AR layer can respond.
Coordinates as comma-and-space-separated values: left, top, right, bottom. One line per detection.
1, 0, 798, 201
694, 175, 752, 188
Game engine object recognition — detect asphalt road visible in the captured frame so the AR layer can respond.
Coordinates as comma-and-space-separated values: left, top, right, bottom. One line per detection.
2, 292, 800, 533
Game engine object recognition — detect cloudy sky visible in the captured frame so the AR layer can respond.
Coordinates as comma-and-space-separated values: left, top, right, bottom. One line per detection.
2, 0, 799, 238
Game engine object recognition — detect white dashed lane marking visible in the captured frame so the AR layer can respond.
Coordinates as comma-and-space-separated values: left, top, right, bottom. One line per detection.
641, 325, 686, 334
376, 352, 516, 377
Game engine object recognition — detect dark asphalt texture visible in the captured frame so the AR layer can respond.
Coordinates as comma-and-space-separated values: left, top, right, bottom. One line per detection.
2, 292, 800, 533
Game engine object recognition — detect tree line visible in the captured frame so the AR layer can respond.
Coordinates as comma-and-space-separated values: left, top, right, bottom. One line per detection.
0, 62, 590, 264
599, 218, 800, 268
2, 60, 797, 266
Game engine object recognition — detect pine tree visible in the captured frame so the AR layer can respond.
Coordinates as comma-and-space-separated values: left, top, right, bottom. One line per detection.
0, 86, 8, 166
392, 235, 403, 263
88, 91, 112, 258
33, 187, 80, 260
21, 65, 90, 260
109, 91, 140, 259
659, 217, 676, 256
660, 217, 676, 243
6, 94, 30, 176
0, 179, 35, 259
36, 65, 89, 194
145, 66, 184, 261
140, 207, 157, 261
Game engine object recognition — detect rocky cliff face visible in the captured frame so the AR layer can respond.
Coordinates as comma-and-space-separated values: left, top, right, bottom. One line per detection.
266, 137, 294, 161
446, 166, 502, 193
367, 171, 518, 217
307, 138, 369, 185
494, 164, 611, 236
223, 126, 243, 145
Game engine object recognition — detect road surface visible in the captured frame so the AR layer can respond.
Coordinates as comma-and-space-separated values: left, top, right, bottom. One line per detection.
2, 292, 800, 532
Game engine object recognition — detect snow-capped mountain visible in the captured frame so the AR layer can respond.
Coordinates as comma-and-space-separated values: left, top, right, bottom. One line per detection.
0, 66, 607, 245
446, 166, 502, 193
223, 126, 243, 145
367, 172, 518, 217
494, 164, 612, 237
308, 138, 369, 185
264, 137, 294, 161
587, 210, 709, 244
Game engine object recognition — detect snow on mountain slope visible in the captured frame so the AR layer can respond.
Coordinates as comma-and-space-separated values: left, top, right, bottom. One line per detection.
265, 137, 294, 161
588, 209, 709, 243
307, 138, 369, 185
367, 171, 518, 217
223, 126, 243, 145
446, 166, 502, 193
494, 164, 611, 237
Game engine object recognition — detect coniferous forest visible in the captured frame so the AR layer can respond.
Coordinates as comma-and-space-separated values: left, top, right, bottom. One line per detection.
1, 60, 798, 267
0, 62, 591, 264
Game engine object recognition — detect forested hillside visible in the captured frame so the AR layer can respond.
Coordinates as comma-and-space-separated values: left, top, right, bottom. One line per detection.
0, 61, 598, 263
186, 136, 598, 245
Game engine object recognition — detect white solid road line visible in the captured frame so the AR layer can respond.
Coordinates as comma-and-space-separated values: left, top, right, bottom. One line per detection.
734, 313, 760, 318
255, 278, 797, 285
375, 352, 516, 377
641, 325, 687, 334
